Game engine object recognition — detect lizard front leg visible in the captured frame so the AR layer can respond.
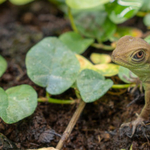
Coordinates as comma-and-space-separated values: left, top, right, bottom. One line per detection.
139, 88, 150, 120
121, 87, 150, 137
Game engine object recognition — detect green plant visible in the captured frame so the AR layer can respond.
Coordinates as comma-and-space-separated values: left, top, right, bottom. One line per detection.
1, 0, 150, 149
0, 56, 37, 124
25, 37, 113, 149
25, 32, 150, 150
26, 37, 113, 103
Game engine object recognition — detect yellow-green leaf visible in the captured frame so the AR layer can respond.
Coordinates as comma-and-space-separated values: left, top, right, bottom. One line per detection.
109, 27, 143, 42
76, 54, 96, 71
95, 63, 119, 77
90, 53, 111, 64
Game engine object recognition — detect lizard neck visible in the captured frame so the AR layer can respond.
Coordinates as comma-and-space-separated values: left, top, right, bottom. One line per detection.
139, 75, 150, 83
143, 82, 150, 90
131, 67, 150, 83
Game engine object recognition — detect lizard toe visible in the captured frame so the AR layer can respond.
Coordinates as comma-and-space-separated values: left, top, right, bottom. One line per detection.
120, 116, 144, 138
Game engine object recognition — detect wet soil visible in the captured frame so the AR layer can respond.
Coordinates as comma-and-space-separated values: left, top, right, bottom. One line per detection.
0, 1, 150, 150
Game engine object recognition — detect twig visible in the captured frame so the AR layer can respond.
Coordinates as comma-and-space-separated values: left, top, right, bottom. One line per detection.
56, 100, 86, 149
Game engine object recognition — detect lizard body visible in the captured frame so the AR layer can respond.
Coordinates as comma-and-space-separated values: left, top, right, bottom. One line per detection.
112, 35, 150, 136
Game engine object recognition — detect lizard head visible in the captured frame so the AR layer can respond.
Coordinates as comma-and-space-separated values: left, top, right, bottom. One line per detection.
111, 35, 150, 79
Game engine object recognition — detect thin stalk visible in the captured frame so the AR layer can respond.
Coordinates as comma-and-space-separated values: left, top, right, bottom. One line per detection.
68, 7, 79, 33
112, 84, 136, 89
38, 97, 75, 104
136, 11, 148, 17
74, 88, 81, 99
107, 89, 127, 95
56, 100, 86, 149
92, 43, 114, 50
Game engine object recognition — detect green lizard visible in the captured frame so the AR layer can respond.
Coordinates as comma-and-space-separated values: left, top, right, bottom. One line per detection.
111, 35, 150, 136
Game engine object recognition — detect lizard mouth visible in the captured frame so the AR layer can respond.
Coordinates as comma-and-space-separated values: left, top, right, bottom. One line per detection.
111, 55, 131, 68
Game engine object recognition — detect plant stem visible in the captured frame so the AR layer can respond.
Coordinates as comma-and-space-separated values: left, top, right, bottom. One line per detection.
112, 84, 136, 89
56, 100, 86, 150
38, 97, 75, 104
136, 11, 148, 17
92, 43, 114, 50
108, 89, 127, 95
68, 7, 79, 33
74, 88, 81, 99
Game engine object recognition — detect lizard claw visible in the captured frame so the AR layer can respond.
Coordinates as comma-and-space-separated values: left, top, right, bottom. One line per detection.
123, 73, 143, 94
121, 116, 144, 138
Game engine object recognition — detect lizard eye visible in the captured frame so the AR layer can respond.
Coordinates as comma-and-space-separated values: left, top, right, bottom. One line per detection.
133, 51, 144, 59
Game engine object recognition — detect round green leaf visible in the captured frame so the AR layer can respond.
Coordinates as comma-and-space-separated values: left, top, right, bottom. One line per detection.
26, 37, 80, 95
59, 31, 94, 54
90, 53, 111, 64
9, 0, 34, 5
144, 13, 150, 27
65, 0, 110, 9
0, 85, 37, 124
95, 63, 119, 77
77, 69, 113, 103
74, 11, 116, 42
0, 55, 7, 77
105, 0, 143, 24
0, 88, 8, 120
118, 66, 137, 83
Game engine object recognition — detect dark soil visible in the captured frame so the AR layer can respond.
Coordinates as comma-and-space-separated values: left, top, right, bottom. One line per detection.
0, 1, 150, 150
